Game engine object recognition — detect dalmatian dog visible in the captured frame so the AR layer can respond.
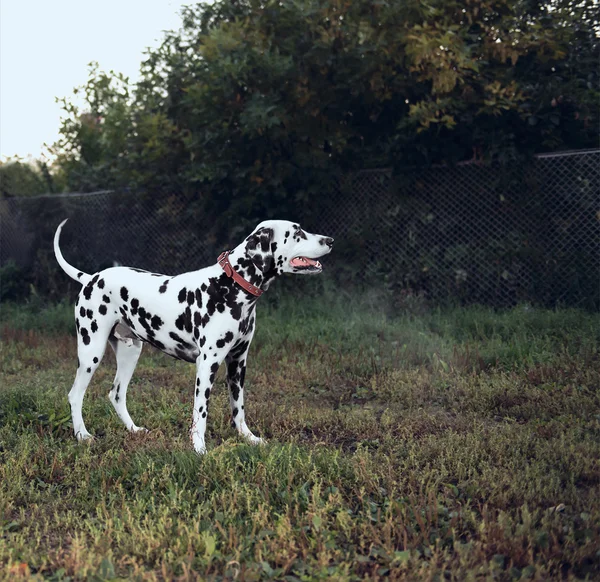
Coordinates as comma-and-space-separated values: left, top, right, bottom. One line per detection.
54, 219, 333, 454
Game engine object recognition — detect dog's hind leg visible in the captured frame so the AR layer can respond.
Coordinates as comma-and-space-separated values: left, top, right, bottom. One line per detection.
108, 336, 145, 433
69, 324, 110, 441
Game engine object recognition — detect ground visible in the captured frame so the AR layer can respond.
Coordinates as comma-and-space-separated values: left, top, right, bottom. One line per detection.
0, 289, 599, 581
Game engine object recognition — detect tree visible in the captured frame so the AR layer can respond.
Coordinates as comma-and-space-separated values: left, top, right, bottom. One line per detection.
0, 158, 58, 197
52, 0, 599, 218
50, 63, 133, 192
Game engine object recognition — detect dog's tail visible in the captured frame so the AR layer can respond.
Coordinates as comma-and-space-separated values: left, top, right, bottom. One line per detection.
54, 219, 92, 285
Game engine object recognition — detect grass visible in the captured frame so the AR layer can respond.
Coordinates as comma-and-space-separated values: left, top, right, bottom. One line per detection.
1, 289, 599, 581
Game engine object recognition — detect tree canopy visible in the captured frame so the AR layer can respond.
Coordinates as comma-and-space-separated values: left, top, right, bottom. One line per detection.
45, 0, 598, 219
0, 158, 59, 197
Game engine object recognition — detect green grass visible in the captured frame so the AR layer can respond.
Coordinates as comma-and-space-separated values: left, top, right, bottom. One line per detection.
1, 293, 599, 581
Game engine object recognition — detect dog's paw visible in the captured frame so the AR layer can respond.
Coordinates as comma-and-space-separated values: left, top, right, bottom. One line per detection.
130, 425, 148, 434
245, 434, 266, 446
76, 431, 94, 442
191, 435, 207, 455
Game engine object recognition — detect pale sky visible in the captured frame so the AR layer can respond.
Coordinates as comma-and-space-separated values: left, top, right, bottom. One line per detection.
0, 0, 191, 161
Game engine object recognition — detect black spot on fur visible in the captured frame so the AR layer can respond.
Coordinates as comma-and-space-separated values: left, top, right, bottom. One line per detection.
231, 302, 242, 321
232, 407, 238, 418
120, 287, 129, 301
102, 295, 110, 303
231, 341, 250, 359
87, 367, 91, 373
205, 388, 211, 399
147, 338, 166, 351
79, 306, 86, 317
86, 309, 93, 319
216, 331, 234, 349
83, 283, 93, 300
209, 362, 219, 383
184, 307, 193, 333
93, 357, 98, 364
91, 320, 98, 333
151, 315, 163, 330
239, 317, 250, 334
99, 304, 107, 315
178, 288, 187, 303
227, 360, 238, 378
169, 332, 193, 349
175, 313, 185, 330
98, 279, 105, 289
228, 361, 241, 401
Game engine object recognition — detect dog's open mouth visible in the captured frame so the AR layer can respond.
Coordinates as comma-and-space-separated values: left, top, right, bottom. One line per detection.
290, 256, 323, 272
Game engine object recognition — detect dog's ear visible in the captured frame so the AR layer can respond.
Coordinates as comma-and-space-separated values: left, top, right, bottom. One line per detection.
245, 227, 275, 273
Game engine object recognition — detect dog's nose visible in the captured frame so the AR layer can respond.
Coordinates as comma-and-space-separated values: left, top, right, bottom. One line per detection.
323, 237, 334, 248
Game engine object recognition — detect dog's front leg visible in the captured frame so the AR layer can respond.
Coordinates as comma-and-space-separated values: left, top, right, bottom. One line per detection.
190, 355, 221, 454
226, 350, 264, 446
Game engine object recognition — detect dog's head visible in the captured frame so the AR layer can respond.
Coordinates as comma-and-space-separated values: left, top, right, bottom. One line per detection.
245, 220, 333, 276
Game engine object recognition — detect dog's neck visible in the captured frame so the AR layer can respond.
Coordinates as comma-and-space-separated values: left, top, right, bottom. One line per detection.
222, 246, 277, 295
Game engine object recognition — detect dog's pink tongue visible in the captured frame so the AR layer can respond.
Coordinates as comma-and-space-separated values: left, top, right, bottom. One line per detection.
290, 257, 320, 267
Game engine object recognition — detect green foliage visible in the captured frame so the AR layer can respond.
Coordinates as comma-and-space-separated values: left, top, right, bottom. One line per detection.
0, 158, 58, 197
50, 63, 133, 192
0, 261, 30, 302
1, 300, 599, 579
50, 0, 598, 220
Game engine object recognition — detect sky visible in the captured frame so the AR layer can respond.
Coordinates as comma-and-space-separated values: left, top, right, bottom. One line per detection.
0, 0, 190, 161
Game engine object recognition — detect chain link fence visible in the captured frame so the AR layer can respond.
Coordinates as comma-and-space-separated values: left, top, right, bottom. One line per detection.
1, 149, 598, 307
317, 149, 599, 307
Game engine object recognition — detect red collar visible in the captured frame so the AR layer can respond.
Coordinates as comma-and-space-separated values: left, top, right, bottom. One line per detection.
217, 251, 264, 297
